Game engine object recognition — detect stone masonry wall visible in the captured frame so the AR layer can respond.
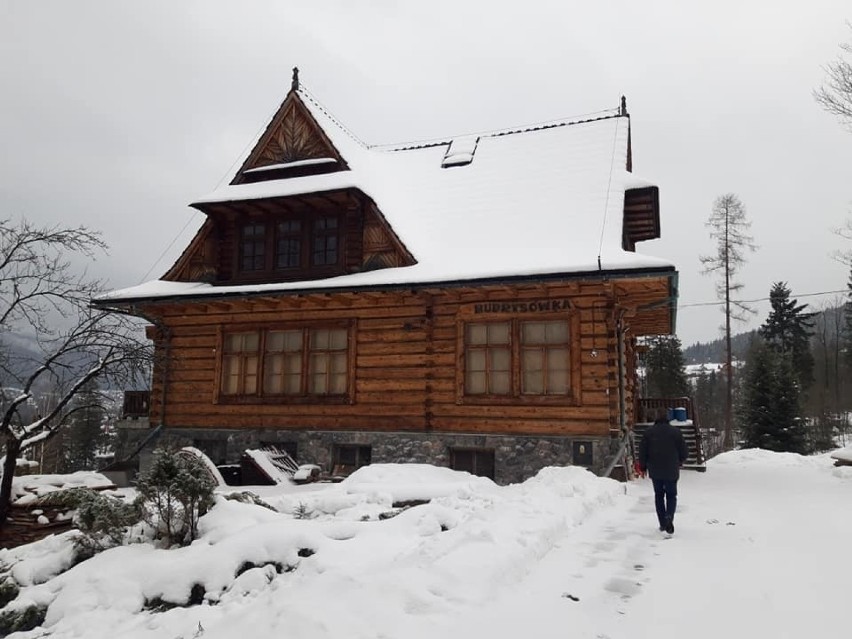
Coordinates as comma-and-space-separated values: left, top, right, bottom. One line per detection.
124, 427, 616, 485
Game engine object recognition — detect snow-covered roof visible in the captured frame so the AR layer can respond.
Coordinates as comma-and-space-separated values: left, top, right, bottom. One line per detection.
98, 88, 674, 304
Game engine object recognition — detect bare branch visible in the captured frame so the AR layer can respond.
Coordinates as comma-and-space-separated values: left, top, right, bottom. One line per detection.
814, 24, 852, 130
0, 217, 152, 527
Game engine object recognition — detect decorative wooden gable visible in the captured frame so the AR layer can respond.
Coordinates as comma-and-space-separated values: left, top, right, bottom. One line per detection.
231, 70, 348, 185
162, 219, 218, 282
362, 204, 414, 271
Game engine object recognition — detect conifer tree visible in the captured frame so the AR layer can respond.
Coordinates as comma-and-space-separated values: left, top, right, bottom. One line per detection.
759, 282, 815, 391
843, 265, 852, 370
739, 341, 808, 454
700, 193, 757, 450
693, 368, 724, 432
643, 335, 690, 398
63, 379, 108, 472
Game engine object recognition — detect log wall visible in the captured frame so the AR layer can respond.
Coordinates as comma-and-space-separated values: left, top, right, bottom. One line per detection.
140, 276, 670, 440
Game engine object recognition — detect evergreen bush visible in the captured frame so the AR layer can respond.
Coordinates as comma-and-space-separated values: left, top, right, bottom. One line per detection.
135, 448, 216, 547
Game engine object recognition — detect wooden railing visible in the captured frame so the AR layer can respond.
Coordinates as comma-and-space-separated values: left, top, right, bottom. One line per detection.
636, 396, 706, 467
636, 396, 694, 423
122, 391, 151, 418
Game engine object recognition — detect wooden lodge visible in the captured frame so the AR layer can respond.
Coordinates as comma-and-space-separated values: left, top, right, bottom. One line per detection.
95, 70, 678, 484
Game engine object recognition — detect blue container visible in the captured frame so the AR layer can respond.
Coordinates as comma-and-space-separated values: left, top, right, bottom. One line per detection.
671, 407, 687, 422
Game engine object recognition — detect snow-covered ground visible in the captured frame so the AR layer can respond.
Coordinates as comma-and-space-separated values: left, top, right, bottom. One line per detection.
2, 450, 850, 639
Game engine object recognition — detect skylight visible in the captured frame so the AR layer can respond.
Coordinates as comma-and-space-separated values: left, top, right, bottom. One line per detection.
441, 136, 479, 168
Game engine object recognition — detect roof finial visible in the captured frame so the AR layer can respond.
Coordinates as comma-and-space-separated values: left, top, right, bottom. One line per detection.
620, 95, 628, 116
291, 67, 300, 91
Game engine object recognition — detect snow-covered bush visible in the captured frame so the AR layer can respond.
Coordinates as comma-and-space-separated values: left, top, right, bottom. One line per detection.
135, 448, 216, 547
33, 488, 141, 557
0, 603, 46, 635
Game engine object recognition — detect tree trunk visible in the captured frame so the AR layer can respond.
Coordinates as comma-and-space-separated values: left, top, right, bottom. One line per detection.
724, 209, 734, 451
0, 435, 22, 530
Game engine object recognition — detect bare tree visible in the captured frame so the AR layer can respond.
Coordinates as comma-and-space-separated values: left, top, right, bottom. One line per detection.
814, 24, 852, 130
0, 218, 151, 528
700, 194, 757, 450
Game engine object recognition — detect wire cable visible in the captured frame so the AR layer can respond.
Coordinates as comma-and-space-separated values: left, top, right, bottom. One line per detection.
597, 116, 622, 266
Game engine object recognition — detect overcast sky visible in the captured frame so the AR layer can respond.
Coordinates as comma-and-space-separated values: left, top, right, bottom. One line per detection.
2, 0, 851, 347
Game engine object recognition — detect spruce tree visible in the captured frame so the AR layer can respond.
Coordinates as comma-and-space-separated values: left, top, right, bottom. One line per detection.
759, 282, 815, 390
694, 367, 724, 432
64, 379, 107, 471
644, 335, 690, 398
739, 341, 808, 454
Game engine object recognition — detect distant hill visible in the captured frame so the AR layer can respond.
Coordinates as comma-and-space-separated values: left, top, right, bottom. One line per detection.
0, 330, 42, 384
683, 303, 844, 365
0, 331, 128, 392
682, 330, 758, 365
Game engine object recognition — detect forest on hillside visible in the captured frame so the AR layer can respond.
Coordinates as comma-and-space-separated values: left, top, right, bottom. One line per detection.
643, 298, 851, 456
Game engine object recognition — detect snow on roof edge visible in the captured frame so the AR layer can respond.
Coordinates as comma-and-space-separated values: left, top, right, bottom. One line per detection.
94, 261, 676, 305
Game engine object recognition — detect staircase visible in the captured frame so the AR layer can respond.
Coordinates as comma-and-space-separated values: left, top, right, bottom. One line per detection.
634, 397, 706, 472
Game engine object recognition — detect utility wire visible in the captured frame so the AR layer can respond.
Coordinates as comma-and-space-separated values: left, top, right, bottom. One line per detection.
137, 86, 278, 284
679, 289, 848, 310
138, 213, 200, 284
597, 116, 621, 265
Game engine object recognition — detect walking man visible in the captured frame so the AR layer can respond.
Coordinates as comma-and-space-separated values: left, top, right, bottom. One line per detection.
637, 413, 688, 534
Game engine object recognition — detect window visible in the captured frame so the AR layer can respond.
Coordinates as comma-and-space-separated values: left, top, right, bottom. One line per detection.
275, 220, 301, 269
332, 444, 371, 476
237, 215, 342, 276
449, 448, 495, 479
462, 319, 572, 399
520, 321, 570, 395
465, 322, 511, 395
193, 439, 227, 465
312, 217, 338, 266
240, 223, 266, 271
221, 332, 259, 395
219, 325, 350, 401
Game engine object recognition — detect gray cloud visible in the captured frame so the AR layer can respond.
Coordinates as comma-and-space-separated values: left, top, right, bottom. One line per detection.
2, 0, 850, 345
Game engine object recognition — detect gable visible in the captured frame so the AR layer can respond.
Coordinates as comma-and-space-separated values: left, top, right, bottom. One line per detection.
231, 90, 349, 185
162, 219, 218, 282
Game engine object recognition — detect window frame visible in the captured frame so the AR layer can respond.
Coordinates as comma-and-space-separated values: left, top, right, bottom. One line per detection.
215, 320, 356, 405
456, 310, 580, 405
235, 213, 344, 280
449, 447, 496, 479
331, 444, 372, 476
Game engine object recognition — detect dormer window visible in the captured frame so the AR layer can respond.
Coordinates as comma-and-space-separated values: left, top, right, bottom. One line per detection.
312, 217, 338, 266
236, 214, 343, 280
276, 220, 302, 269
240, 223, 266, 271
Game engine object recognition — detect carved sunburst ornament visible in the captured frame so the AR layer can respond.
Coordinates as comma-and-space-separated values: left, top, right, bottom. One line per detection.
251, 102, 337, 168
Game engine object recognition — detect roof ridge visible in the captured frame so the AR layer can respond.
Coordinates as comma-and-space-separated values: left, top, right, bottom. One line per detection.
296, 85, 624, 155
297, 84, 370, 150
372, 108, 625, 153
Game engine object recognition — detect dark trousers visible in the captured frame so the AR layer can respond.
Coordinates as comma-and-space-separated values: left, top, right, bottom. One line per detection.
651, 478, 678, 526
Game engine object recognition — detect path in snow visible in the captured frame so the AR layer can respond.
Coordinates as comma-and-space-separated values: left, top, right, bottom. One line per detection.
411, 452, 851, 639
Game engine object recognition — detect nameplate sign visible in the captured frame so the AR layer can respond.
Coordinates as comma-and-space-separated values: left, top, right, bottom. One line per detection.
468, 299, 571, 315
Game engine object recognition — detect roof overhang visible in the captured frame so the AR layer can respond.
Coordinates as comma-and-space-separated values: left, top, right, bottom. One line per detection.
93, 266, 677, 310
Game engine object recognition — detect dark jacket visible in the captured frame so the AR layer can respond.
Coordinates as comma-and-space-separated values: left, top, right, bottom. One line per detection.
639, 417, 688, 481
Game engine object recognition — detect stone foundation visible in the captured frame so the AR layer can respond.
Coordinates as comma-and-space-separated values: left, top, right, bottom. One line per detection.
118, 426, 617, 485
